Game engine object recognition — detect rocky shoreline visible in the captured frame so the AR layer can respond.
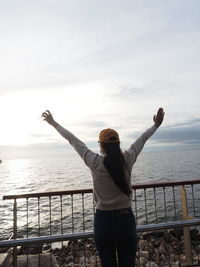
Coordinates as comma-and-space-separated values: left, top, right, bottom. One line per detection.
1, 228, 200, 266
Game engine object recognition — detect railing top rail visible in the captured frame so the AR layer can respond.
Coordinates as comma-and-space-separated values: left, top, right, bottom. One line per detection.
132, 179, 200, 189
3, 188, 93, 200
3, 179, 200, 200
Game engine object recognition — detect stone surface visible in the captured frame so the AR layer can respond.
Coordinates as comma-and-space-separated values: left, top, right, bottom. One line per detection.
21, 243, 43, 254
140, 250, 149, 259
146, 261, 158, 267
153, 251, 160, 265
139, 256, 148, 266
139, 239, 147, 250
3, 230, 200, 267
16, 253, 59, 267
0, 253, 10, 266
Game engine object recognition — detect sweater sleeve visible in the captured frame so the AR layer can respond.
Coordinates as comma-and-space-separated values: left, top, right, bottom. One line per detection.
124, 125, 157, 170
55, 124, 99, 169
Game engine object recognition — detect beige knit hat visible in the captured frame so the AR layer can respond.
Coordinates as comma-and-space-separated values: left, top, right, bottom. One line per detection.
98, 128, 120, 143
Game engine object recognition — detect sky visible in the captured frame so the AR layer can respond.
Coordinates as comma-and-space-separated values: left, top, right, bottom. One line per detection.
0, 0, 200, 159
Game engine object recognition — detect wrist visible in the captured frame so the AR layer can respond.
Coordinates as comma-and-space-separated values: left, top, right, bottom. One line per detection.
154, 123, 160, 129
51, 121, 59, 128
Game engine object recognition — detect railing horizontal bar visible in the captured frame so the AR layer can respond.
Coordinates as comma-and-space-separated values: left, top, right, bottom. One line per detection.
3, 179, 200, 200
0, 232, 93, 247
132, 179, 200, 189
1, 219, 200, 248
137, 218, 200, 232
3, 188, 93, 199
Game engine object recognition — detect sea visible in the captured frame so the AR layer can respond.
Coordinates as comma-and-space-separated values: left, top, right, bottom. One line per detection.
0, 149, 200, 241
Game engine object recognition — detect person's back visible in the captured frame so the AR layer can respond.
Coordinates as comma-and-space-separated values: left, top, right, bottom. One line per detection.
42, 107, 165, 267
91, 154, 132, 210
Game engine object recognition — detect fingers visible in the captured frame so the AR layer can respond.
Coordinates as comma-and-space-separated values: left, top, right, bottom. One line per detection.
157, 107, 163, 115
157, 108, 165, 119
41, 111, 52, 121
41, 110, 51, 117
46, 110, 51, 115
154, 107, 165, 127
41, 112, 48, 118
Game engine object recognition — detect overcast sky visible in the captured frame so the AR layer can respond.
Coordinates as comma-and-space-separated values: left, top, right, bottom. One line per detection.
0, 0, 200, 159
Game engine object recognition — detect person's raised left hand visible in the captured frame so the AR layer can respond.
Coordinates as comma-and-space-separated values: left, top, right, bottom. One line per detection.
41, 110, 57, 126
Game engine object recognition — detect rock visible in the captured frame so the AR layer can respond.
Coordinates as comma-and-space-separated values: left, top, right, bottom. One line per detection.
153, 247, 159, 253
173, 229, 183, 240
0, 248, 8, 253
79, 255, 88, 265
160, 240, 168, 251
145, 261, 158, 267
85, 249, 93, 258
171, 240, 181, 250
140, 251, 149, 259
150, 238, 159, 248
0, 252, 11, 266
65, 263, 80, 267
168, 245, 176, 254
21, 243, 43, 254
16, 253, 59, 267
75, 248, 93, 259
139, 256, 148, 266
65, 255, 74, 264
190, 229, 199, 240
193, 255, 200, 262
91, 259, 101, 267
139, 239, 147, 250
170, 262, 180, 267
90, 255, 97, 262
152, 252, 160, 265
12, 233, 196, 267
43, 244, 51, 251
142, 231, 164, 240
170, 253, 178, 262
158, 245, 167, 256
16, 246, 22, 255
160, 254, 167, 262
180, 254, 185, 263
76, 250, 85, 258
147, 245, 154, 256
192, 248, 198, 257
164, 232, 172, 242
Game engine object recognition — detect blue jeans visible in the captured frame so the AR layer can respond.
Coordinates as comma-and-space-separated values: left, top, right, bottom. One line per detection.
94, 207, 137, 267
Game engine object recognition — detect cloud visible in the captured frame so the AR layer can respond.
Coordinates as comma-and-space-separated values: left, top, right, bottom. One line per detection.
1, 117, 200, 160
1, 0, 200, 95
164, 118, 200, 129
125, 118, 200, 149
0, 0, 200, 159
71, 120, 107, 129
154, 126, 200, 145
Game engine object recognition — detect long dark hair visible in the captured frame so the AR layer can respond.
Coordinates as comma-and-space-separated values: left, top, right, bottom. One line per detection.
101, 142, 131, 196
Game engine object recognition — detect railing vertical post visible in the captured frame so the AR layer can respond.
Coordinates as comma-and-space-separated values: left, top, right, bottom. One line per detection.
180, 185, 192, 266
38, 197, 41, 267
13, 199, 17, 267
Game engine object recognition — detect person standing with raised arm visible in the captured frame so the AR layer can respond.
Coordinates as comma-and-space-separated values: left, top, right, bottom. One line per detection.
42, 108, 165, 267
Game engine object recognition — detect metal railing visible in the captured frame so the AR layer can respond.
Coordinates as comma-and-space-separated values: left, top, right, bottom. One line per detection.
1, 179, 200, 266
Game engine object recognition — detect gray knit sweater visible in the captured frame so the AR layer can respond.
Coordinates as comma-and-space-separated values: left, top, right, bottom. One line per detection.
55, 124, 157, 210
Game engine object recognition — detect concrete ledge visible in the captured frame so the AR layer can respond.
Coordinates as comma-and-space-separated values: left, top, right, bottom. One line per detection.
0, 252, 10, 267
